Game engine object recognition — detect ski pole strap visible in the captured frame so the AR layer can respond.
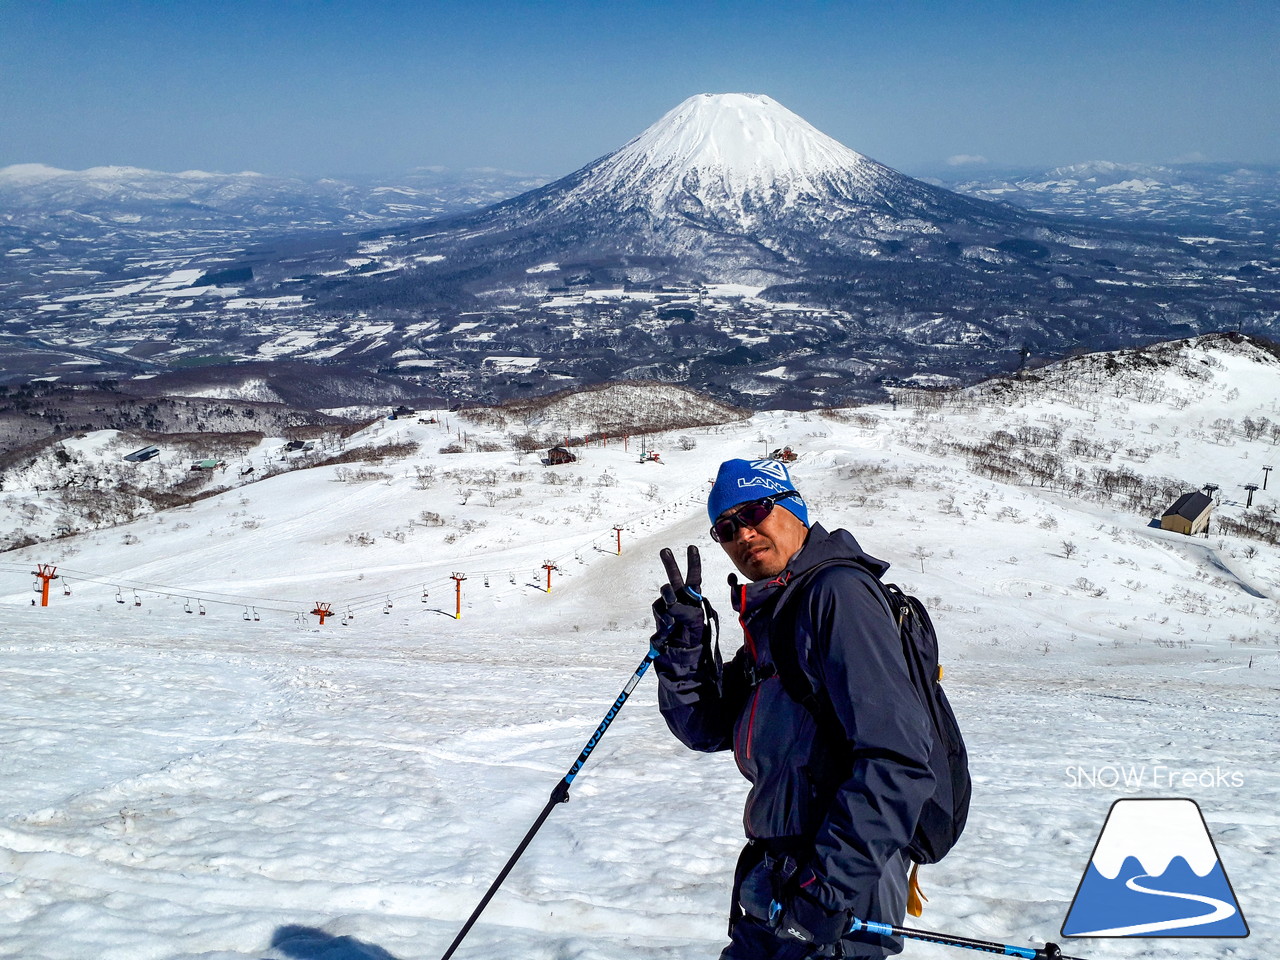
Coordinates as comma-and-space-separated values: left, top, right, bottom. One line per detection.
846, 918, 1083, 960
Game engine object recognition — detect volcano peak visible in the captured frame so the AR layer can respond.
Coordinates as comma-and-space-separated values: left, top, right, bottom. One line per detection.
569, 92, 881, 215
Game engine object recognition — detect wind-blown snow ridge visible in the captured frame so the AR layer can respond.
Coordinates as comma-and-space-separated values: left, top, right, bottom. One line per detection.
567, 93, 883, 217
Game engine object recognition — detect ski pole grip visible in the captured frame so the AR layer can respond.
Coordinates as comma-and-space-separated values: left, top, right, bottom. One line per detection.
846, 917, 894, 938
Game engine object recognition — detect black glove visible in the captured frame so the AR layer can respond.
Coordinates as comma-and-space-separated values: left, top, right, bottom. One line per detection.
651, 545, 708, 651
771, 887, 849, 947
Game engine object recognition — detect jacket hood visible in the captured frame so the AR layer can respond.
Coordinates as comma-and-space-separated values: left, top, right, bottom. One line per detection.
730, 523, 889, 615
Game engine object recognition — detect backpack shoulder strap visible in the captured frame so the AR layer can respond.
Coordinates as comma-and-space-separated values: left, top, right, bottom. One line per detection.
769, 557, 893, 722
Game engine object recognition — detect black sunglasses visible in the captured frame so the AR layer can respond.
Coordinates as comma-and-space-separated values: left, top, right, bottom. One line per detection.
710, 491, 799, 543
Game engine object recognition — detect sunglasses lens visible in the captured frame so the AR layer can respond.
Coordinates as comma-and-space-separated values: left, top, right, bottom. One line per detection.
738, 502, 774, 526
710, 498, 777, 542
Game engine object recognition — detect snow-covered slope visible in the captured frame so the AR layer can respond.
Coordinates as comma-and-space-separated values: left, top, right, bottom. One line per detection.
1, 337, 1276, 959
472, 380, 748, 436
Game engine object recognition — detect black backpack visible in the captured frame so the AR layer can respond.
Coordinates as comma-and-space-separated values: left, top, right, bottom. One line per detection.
772, 560, 970, 867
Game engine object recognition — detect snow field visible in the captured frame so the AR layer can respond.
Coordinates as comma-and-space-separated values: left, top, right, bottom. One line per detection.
2, 340, 1278, 958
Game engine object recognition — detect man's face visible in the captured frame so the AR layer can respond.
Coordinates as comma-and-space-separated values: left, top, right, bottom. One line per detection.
717, 500, 810, 581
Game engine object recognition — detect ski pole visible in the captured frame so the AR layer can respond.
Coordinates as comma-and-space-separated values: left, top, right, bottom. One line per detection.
439, 637, 666, 960
847, 917, 1086, 960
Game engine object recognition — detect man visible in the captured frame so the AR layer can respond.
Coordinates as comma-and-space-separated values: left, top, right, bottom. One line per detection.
652, 458, 936, 959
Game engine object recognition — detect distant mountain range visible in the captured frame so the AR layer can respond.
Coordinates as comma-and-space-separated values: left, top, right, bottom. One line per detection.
2, 94, 1278, 408
943, 159, 1280, 233
0, 163, 549, 242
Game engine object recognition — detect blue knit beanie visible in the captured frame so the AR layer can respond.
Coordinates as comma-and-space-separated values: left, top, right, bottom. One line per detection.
707, 459, 809, 527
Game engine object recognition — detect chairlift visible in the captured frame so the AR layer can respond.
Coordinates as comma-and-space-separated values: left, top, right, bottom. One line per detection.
484, 576, 490, 588
32, 580, 41, 593
346, 607, 355, 621
383, 598, 393, 614
198, 601, 206, 616
420, 586, 429, 603
133, 591, 141, 607
509, 574, 516, 584
63, 579, 72, 596
184, 598, 193, 614
243, 607, 251, 621
116, 589, 125, 604
252, 606, 260, 622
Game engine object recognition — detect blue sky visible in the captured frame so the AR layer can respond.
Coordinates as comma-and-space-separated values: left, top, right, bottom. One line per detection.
2, 0, 1277, 178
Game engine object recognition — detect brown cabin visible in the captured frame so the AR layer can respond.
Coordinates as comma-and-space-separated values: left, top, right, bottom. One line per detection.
1160, 491, 1213, 536
543, 445, 577, 466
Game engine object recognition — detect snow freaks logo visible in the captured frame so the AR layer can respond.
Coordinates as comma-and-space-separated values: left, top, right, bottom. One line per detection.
1064, 764, 1244, 789
1061, 799, 1248, 939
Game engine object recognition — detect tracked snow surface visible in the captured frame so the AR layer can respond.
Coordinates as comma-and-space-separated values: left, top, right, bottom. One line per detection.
1, 336, 1277, 959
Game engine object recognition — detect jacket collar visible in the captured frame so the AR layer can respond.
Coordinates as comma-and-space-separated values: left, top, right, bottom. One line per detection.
728, 523, 889, 615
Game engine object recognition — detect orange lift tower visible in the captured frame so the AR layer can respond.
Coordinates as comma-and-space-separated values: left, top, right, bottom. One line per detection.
542, 561, 559, 593
613, 526, 625, 555
311, 602, 333, 625
451, 573, 467, 619
32, 565, 58, 607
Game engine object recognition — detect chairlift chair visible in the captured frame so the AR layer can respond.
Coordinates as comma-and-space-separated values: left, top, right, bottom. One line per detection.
116, 589, 125, 604
184, 599, 193, 614
198, 601, 206, 615
252, 607, 260, 622
133, 591, 141, 607
243, 607, 251, 621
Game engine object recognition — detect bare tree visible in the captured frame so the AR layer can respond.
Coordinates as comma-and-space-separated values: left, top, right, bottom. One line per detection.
414, 464, 437, 489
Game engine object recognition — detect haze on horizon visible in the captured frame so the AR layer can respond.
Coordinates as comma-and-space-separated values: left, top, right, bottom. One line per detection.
2, 0, 1277, 181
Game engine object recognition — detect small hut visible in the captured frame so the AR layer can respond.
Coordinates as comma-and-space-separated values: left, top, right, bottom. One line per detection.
123, 445, 160, 463
543, 445, 577, 466
1160, 492, 1213, 536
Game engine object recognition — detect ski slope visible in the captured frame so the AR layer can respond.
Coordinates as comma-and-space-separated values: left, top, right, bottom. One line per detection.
2, 340, 1277, 959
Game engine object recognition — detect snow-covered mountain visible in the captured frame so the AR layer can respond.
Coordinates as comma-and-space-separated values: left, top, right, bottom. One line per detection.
303, 92, 1274, 324
546, 93, 1000, 230
365, 92, 1047, 283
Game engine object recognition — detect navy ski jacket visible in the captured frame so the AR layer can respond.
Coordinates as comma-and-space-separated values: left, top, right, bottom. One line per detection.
656, 524, 936, 929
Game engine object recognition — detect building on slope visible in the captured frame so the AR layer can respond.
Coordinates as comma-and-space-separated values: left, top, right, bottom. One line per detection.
1160, 491, 1213, 536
